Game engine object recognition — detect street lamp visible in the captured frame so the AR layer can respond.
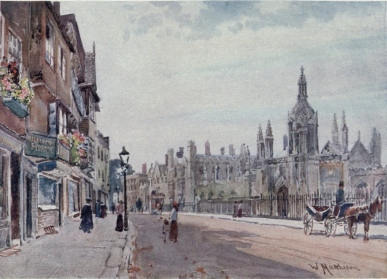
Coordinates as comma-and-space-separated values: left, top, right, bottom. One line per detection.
119, 146, 130, 231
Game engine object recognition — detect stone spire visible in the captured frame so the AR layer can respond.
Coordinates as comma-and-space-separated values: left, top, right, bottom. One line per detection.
342, 111, 348, 153
265, 120, 274, 158
257, 124, 265, 159
298, 65, 307, 100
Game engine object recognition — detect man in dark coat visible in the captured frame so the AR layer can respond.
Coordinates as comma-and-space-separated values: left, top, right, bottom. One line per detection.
80, 198, 93, 233
336, 181, 345, 205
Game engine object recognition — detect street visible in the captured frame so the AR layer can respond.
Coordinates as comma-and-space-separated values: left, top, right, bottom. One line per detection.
129, 213, 387, 279
0, 214, 131, 278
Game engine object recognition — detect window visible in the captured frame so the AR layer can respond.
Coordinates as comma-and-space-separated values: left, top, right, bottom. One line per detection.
102, 171, 104, 182
48, 102, 57, 136
8, 31, 21, 80
90, 99, 95, 121
0, 14, 4, 57
58, 46, 66, 80
45, 20, 54, 67
58, 107, 68, 135
97, 146, 100, 159
0, 154, 5, 219
38, 177, 57, 206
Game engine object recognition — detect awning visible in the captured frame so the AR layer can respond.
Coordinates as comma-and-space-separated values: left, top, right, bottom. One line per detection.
40, 169, 67, 181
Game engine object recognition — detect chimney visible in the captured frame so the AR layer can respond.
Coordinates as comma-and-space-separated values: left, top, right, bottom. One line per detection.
53, 2, 60, 16
142, 163, 147, 174
165, 154, 168, 166
220, 147, 225, 155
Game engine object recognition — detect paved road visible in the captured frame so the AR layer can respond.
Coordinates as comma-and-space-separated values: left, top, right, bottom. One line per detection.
129, 213, 318, 278
0, 214, 130, 278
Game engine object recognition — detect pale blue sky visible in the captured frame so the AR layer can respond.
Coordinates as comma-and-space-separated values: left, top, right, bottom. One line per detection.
61, 1, 387, 171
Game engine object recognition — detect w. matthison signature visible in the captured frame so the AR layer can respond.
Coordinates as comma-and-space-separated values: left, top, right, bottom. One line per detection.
309, 262, 361, 275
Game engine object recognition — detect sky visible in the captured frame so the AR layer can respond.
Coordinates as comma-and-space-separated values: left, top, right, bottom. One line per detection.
61, 1, 387, 172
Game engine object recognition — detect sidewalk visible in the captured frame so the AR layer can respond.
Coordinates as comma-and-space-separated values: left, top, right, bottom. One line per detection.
0, 213, 134, 278
179, 212, 387, 237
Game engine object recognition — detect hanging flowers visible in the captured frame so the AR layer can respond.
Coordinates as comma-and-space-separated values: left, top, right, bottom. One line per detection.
0, 63, 35, 106
61, 130, 88, 165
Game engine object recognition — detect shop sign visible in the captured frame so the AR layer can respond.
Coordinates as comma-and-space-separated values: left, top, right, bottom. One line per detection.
0, 130, 22, 153
25, 133, 57, 159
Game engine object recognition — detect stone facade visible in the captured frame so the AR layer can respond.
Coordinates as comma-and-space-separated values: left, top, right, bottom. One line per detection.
147, 67, 386, 212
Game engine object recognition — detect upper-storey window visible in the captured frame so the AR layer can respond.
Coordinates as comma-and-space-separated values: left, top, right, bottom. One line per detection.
58, 107, 68, 135
45, 20, 54, 68
8, 31, 21, 67
0, 14, 4, 57
58, 46, 66, 80
90, 98, 95, 121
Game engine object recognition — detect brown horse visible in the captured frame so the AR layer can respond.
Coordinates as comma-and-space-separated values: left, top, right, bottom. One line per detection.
345, 195, 383, 241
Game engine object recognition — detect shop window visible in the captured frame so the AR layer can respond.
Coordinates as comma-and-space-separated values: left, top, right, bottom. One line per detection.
38, 177, 57, 206
45, 20, 54, 67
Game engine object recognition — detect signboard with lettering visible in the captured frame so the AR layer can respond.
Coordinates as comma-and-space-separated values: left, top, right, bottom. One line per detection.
0, 130, 22, 153
25, 133, 57, 159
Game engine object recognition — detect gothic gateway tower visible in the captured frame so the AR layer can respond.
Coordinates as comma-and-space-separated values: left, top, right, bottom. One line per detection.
288, 66, 319, 155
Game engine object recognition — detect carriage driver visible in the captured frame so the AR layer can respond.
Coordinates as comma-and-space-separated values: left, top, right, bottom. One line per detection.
336, 181, 345, 205
333, 181, 345, 217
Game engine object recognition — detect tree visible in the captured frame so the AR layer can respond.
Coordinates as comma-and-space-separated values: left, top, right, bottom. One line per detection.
109, 158, 135, 193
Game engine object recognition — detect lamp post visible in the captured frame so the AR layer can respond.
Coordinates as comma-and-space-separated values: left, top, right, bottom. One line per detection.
119, 146, 130, 231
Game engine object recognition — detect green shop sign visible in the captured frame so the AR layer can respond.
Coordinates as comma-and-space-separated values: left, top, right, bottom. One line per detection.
25, 133, 57, 159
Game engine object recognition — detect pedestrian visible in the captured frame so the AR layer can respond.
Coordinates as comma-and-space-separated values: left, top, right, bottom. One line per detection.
111, 202, 116, 214
169, 201, 179, 243
233, 201, 238, 217
100, 202, 106, 218
336, 181, 345, 205
95, 200, 101, 218
79, 198, 93, 233
115, 200, 124, 232
237, 201, 243, 218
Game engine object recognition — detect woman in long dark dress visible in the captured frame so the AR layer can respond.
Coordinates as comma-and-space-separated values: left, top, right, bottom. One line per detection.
80, 198, 93, 233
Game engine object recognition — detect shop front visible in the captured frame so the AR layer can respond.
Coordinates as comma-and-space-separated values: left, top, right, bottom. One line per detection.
0, 128, 23, 250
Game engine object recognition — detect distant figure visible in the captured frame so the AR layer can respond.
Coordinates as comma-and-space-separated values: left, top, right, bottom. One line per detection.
111, 202, 116, 214
100, 202, 106, 218
233, 201, 238, 218
79, 198, 93, 233
116, 200, 124, 215
169, 201, 179, 243
115, 200, 124, 232
158, 202, 163, 215
95, 200, 101, 218
136, 198, 143, 213
237, 201, 243, 218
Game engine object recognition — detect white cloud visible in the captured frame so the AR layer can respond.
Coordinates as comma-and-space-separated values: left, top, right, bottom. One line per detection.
61, 2, 387, 171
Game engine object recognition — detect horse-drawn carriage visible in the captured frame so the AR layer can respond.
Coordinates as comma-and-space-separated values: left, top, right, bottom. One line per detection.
303, 204, 332, 235
303, 195, 383, 241
304, 203, 358, 236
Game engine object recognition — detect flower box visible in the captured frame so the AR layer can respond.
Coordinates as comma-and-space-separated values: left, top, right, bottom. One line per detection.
2, 91, 29, 118
57, 141, 70, 162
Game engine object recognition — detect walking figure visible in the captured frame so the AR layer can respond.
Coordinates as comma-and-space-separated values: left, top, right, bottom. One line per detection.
79, 198, 93, 233
169, 201, 179, 243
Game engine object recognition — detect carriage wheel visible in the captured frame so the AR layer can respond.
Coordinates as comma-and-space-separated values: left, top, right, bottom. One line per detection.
303, 213, 313, 235
325, 219, 333, 237
344, 222, 357, 236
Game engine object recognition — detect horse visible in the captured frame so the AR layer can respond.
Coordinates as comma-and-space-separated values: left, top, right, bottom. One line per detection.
345, 195, 383, 241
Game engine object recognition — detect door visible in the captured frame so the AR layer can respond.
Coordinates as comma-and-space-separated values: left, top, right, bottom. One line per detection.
10, 153, 20, 241
26, 177, 32, 238
68, 181, 76, 215
58, 183, 62, 226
